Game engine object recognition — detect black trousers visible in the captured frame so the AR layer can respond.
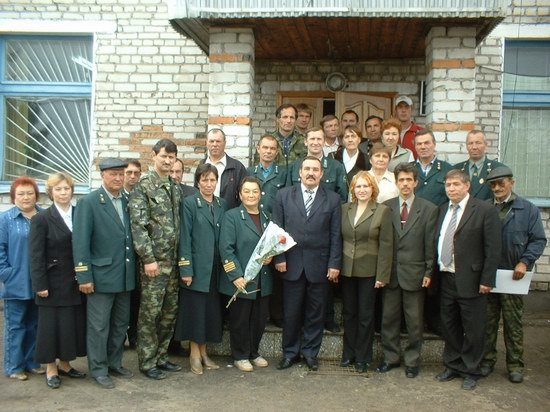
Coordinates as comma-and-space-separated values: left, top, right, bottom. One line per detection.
440, 272, 487, 376
340, 276, 376, 363
282, 274, 328, 359
228, 296, 269, 361
269, 274, 283, 324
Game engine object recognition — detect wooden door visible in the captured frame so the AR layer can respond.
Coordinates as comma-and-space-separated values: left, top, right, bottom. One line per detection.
336, 92, 394, 135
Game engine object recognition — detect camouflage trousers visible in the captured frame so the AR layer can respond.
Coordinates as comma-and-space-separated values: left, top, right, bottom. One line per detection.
137, 261, 179, 370
482, 293, 524, 373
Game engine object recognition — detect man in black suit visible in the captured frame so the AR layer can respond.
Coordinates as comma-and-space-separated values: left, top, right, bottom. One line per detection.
379, 163, 438, 378
170, 158, 197, 198
435, 169, 501, 390
273, 156, 342, 371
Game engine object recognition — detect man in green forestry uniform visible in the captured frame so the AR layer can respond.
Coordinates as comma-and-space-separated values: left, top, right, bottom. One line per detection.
129, 139, 182, 380
73, 158, 136, 389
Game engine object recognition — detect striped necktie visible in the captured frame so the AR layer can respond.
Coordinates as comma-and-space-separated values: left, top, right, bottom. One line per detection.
304, 189, 314, 216
441, 204, 459, 267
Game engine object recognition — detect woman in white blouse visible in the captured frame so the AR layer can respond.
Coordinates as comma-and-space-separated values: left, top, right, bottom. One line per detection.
382, 117, 414, 172
368, 142, 399, 203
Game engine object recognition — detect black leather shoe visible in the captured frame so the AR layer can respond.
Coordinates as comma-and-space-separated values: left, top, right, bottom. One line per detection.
340, 359, 354, 368
462, 375, 477, 390
324, 321, 341, 333
108, 366, 133, 378
376, 362, 401, 373
355, 362, 368, 373
46, 375, 61, 389
157, 361, 182, 372
480, 364, 494, 377
58, 368, 86, 379
277, 357, 296, 370
435, 368, 458, 382
141, 367, 167, 380
509, 371, 523, 383
405, 366, 419, 378
94, 375, 115, 389
304, 357, 319, 371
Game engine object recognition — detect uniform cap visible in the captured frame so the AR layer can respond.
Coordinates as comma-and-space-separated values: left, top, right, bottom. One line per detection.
485, 166, 514, 183
99, 158, 128, 171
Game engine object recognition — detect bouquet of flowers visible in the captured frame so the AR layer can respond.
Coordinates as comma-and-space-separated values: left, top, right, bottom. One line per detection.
226, 221, 296, 308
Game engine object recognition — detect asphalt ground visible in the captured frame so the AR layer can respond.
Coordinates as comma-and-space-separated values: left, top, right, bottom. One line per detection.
1, 292, 549, 411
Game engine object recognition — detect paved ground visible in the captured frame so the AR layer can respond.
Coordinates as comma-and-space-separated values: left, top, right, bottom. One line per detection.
1, 292, 550, 411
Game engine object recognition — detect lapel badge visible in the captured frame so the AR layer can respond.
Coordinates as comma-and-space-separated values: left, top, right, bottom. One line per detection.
240, 210, 246, 220
99, 193, 106, 204
479, 178, 484, 184
437, 161, 441, 170
196, 197, 202, 207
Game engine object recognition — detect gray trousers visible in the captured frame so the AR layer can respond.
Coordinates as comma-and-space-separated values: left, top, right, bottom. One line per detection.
86, 291, 130, 377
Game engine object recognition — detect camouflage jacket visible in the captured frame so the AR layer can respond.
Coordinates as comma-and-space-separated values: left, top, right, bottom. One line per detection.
129, 170, 181, 264
253, 130, 307, 168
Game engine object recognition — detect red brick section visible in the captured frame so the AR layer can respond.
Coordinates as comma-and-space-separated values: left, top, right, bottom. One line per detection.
428, 123, 475, 132
209, 53, 251, 63
427, 59, 476, 71
208, 116, 251, 125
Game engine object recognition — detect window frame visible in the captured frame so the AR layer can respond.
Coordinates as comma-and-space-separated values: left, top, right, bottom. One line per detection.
0, 34, 93, 194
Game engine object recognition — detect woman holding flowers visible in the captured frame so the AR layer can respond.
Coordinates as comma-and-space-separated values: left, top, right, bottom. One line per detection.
219, 176, 273, 372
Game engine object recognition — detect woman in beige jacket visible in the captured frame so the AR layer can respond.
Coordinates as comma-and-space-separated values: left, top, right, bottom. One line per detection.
340, 171, 393, 373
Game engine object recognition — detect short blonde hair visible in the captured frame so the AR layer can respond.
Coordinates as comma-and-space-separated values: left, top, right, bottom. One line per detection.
45, 172, 74, 201
349, 171, 379, 203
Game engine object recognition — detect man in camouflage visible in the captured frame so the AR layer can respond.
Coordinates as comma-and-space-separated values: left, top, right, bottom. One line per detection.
129, 138, 182, 380
481, 166, 546, 384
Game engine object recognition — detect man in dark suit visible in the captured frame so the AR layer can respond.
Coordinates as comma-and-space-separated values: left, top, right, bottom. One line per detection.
200, 128, 247, 209
435, 169, 501, 391
379, 163, 438, 378
171, 158, 197, 198
273, 156, 342, 371
73, 158, 136, 389
453, 129, 505, 200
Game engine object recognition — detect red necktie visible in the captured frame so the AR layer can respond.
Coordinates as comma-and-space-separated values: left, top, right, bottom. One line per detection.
400, 202, 408, 229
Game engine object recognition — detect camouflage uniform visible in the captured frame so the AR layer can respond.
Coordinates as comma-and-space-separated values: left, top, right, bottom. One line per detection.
254, 130, 307, 168
482, 193, 546, 374
129, 171, 181, 371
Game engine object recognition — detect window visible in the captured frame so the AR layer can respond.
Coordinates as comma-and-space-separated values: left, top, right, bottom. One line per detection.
0, 35, 93, 186
502, 40, 550, 199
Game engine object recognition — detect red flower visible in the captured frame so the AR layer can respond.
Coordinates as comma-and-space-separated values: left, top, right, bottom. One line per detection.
278, 235, 287, 244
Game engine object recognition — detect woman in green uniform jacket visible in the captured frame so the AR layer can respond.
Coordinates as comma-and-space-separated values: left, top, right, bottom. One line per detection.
175, 164, 227, 375
219, 176, 273, 372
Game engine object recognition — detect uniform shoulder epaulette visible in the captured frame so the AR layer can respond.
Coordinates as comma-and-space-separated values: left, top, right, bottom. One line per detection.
75, 262, 88, 272
178, 257, 191, 267
223, 259, 236, 272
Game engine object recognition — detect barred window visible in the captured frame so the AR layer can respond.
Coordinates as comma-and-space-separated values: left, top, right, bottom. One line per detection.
0, 36, 93, 185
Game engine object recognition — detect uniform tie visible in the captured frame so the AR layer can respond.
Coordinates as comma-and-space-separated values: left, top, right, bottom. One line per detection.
400, 201, 408, 229
304, 189, 314, 216
471, 164, 479, 177
441, 204, 459, 267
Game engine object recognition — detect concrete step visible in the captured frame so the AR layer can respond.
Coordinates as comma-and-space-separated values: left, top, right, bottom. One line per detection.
208, 324, 445, 363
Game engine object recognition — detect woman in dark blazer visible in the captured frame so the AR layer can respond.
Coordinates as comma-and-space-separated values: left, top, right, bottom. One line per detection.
219, 176, 272, 372
340, 171, 393, 373
333, 126, 370, 182
29, 172, 86, 389
175, 164, 227, 375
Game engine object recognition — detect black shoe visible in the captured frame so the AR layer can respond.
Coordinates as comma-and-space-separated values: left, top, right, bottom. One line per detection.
355, 362, 369, 373
277, 357, 296, 370
157, 361, 182, 372
480, 364, 494, 377
405, 366, 419, 378
462, 375, 477, 390
304, 357, 319, 371
108, 366, 133, 378
340, 359, 354, 368
509, 371, 523, 383
94, 375, 115, 389
46, 375, 61, 389
435, 368, 458, 382
58, 368, 86, 379
324, 321, 341, 333
141, 367, 167, 380
376, 362, 401, 373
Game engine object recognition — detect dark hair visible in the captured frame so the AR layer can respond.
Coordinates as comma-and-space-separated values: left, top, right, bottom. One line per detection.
239, 176, 261, 192
300, 155, 323, 170
194, 163, 218, 186
320, 114, 338, 128
152, 138, 177, 155
125, 159, 142, 169
341, 110, 359, 122
174, 158, 184, 168
365, 115, 383, 128
394, 162, 418, 181
414, 129, 435, 144
10, 176, 39, 204
275, 104, 297, 118
343, 125, 363, 140
207, 128, 226, 141
295, 103, 313, 116
369, 142, 392, 158
258, 134, 278, 146
445, 169, 470, 184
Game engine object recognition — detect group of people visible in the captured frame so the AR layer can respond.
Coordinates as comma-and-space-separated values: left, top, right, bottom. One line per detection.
0, 96, 545, 393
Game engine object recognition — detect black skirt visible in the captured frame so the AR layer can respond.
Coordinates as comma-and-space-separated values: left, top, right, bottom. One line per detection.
34, 303, 87, 363
174, 265, 222, 344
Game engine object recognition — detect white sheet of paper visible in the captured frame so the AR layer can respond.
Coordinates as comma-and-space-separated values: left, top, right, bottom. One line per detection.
490, 269, 533, 295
